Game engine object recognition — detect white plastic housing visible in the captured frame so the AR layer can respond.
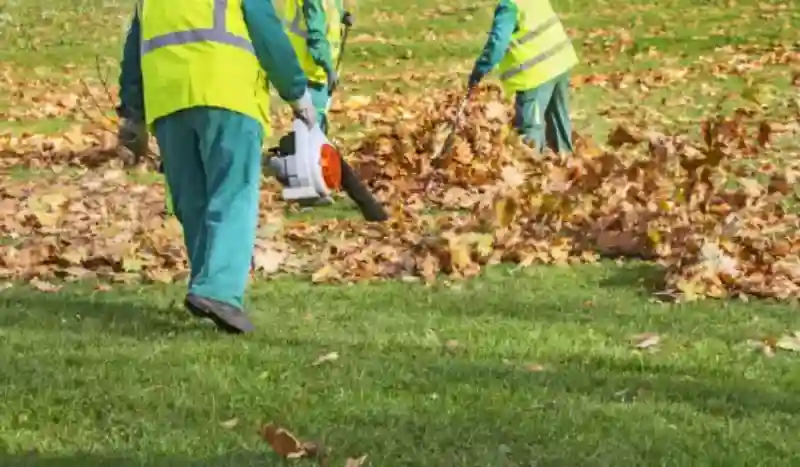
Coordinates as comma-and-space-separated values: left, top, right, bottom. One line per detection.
276, 119, 333, 202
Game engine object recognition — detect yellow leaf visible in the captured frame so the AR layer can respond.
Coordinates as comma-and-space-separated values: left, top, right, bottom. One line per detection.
494, 195, 518, 227
312, 351, 340, 366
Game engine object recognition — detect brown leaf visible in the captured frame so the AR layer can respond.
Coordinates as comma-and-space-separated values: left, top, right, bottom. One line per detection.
260, 423, 315, 459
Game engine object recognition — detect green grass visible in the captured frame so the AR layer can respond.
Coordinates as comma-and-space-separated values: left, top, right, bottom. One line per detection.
2, 264, 800, 466
1, 0, 800, 465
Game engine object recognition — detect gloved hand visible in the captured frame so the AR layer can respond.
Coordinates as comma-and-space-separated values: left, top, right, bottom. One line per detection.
468, 68, 483, 90
326, 69, 339, 94
342, 10, 353, 27
290, 90, 317, 129
117, 118, 148, 163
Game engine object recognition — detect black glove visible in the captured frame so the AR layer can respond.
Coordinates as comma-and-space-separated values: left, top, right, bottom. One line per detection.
468, 69, 483, 90
327, 69, 339, 94
342, 11, 353, 27
117, 118, 149, 163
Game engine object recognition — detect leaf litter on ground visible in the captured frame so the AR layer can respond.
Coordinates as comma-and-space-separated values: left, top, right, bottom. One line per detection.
0, 45, 799, 303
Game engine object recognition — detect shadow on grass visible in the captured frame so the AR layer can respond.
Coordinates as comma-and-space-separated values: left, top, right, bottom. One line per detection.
0, 287, 199, 337
598, 261, 666, 296
0, 452, 267, 467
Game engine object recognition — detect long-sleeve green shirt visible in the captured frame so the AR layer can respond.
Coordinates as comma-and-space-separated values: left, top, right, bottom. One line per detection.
472, 0, 519, 78
118, 0, 308, 121
303, 0, 344, 74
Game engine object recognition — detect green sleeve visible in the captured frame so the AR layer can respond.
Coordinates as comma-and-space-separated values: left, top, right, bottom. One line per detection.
117, 8, 145, 121
472, 0, 518, 77
303, 0, 334, 75
242, 0, 308, 102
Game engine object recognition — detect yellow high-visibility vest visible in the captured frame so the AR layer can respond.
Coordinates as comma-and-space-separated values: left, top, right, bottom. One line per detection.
283, 0, 342, 84
496, 0, 578, 95
139, 0, 271, 135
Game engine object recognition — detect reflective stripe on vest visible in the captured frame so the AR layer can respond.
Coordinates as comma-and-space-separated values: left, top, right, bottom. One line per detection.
284, 0, 308, 39
499, 38, 572, 81
509, 16, 559, 49
141, 0, 255, 54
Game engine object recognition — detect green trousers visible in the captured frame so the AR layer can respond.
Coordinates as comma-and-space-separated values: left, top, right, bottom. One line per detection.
308, 81, 330, 134
153, 107, 263, 309
513, 72, 574, 153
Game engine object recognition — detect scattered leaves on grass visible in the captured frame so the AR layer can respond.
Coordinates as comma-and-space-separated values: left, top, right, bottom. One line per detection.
1, 43, 799, 304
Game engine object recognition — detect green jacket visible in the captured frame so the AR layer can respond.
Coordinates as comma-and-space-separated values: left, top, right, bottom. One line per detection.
303, 0, 344, 74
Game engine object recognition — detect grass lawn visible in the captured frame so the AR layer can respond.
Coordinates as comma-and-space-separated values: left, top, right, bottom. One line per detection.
1, 0, 800, 465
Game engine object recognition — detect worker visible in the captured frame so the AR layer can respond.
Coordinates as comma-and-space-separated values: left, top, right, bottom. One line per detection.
282, 0, 350, 134
116, 0, 317, 334
468, 0, 578, 154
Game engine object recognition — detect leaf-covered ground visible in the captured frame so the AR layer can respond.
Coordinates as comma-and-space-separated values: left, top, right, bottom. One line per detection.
1, 0, 800, 465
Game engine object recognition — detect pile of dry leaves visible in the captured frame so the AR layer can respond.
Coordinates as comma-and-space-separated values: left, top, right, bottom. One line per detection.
0, 84, 798, 302
341, 84, 800, 300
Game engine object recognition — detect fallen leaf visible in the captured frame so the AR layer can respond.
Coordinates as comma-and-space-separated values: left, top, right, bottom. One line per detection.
345, 455, 368, 467
260, 423, 318, 459
776, 332, 800, 352
312, 351, 340, 366
30, 279, 61, 293
220, 418, 239, 429
631, 332, 661, 349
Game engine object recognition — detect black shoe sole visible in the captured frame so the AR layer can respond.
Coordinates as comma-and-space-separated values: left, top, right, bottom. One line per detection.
184, 299, 249, 334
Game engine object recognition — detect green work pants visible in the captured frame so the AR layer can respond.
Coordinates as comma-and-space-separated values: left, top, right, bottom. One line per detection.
513, 72, 574, 153
153, 107, 263, 309
308, 80, 330, 134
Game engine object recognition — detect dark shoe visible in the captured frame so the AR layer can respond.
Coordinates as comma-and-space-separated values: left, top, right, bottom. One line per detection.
184, 293, 254, 334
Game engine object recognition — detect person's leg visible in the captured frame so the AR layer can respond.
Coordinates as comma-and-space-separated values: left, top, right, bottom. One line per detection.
308, 80, 330, 134
189, 108, 263, 313
513, 81, 557, 153
152, 109, 206, 282
543, 72, 575, 153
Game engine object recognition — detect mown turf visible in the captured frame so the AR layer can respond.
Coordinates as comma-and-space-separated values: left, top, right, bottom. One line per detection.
1, 0, 799, 465
2, 264, 800, 466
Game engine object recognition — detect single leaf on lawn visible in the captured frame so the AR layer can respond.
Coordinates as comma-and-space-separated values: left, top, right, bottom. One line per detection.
631, 332, 661, 349
220, 417, 239, 429
346, 455, 368, 467
775, 332, 800, 352
312, 351, 340, 366
260, 423, 319, 459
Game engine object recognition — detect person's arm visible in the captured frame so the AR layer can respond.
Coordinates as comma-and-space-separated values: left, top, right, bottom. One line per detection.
303, 0, 334, 75
117, 9, 145, 121
241, 0, 308, 102
472, 0, 518, 77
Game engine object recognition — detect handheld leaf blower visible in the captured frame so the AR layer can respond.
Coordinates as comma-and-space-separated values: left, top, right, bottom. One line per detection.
264, 10, 388, 222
